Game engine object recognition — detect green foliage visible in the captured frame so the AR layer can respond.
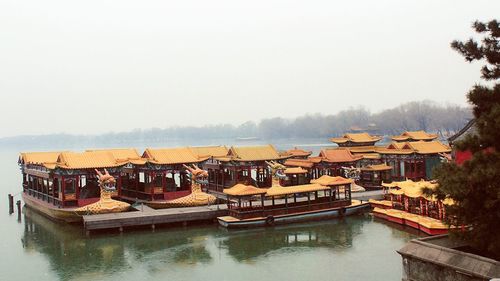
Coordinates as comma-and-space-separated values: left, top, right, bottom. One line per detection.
433, 20, 500, 259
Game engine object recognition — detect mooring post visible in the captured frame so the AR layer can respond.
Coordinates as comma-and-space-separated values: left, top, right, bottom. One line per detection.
16, 200, 21, 221
8, 194, 14, 214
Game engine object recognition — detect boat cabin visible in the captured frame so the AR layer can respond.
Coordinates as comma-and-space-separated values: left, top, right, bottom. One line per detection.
359, 163, 392, 189
223, 176, 353, 221
123, 147, 208, 202
203, 145, 288, 192
281, 167, 310, 186
378, 141, 451, 181
19, 151, 129, 208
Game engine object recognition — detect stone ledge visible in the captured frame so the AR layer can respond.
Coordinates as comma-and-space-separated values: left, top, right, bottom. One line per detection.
398, 235, 500, 280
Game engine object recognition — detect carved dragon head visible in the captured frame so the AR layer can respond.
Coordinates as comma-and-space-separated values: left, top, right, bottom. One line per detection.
95, 169, 116, 192
341, 166, 361, 181
183, 164, 208, 184
265, 161, 286, 179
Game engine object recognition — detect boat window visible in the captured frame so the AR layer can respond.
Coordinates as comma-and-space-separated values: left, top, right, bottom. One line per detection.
80, 176, 86, 188
64, 179, 76, 194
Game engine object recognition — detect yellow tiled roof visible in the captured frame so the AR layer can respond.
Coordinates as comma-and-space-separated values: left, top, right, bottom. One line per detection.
361, 163, 392, 171
283, 147, 312, 157
387, 179, 438, 199
284, 167, 308, 174
228, 144, 283, 161
143, 147, 203, 165
284, 159, 315, 168
319, 148, 363, 163
86, 148, 146, 165
310, 175, 354, 186
266, 183, 330, 196
330, 133, 381, 144
346, 146, 380, 153
361, 153, 381, 159
57, 151, 125, 169
405, 141, 451, 154
392, 130, 438, 141
189, 146, 229, 158
223, 184, 268, 196
19, 151, 62, 165
378, 142, 415, 155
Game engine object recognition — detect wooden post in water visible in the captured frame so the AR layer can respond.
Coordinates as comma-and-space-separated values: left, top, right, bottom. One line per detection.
16, 200, 21, 222
8, 194, 14, 214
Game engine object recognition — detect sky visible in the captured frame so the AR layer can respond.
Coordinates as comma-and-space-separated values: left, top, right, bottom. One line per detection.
0, 0, 498, 137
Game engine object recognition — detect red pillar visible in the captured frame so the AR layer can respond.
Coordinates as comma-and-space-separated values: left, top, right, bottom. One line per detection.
61, 176, 66, 207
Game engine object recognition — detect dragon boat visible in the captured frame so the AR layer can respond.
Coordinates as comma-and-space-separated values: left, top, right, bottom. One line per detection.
145, 164, 216, 209
217, 161, 369, 228
370, 180, 455, 235
22, 169, 130, 223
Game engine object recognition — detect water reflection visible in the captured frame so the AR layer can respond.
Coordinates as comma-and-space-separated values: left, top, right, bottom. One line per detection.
220, 217, 366, 262
21, 208, 407, 281
22, 208, 128, 280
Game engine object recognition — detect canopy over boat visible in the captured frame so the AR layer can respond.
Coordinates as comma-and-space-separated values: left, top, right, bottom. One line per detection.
223, 184, 268, 196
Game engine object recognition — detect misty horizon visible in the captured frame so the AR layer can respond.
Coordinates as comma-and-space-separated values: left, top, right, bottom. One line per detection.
0, 99, 471, 139
1, 0, 498, 138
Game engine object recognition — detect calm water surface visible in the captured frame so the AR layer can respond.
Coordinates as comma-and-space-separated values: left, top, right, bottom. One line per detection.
0, 141, 421, 281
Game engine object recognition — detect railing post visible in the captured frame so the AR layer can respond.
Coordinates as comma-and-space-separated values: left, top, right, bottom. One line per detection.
8, 194, 14, 214
16, 200, 21, 222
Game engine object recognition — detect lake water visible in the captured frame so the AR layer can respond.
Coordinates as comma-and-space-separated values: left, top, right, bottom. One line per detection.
0, 140, 421, 281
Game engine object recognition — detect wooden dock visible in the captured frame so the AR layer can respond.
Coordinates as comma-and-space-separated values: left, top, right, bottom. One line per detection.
83, 204, 228, 233
82, 190, 384, 233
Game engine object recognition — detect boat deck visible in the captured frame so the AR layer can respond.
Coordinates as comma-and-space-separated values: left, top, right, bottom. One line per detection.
83, 204, 228, 233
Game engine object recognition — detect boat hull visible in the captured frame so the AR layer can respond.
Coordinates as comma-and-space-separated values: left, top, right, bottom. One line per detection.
218, 202, 370, 228
22, 193, 83, 223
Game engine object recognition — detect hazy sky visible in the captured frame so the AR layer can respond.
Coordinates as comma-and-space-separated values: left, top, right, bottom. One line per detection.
0, 0, 498, 137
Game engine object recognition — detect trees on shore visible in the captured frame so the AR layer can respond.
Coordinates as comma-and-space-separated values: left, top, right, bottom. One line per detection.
429, 20, 500, 259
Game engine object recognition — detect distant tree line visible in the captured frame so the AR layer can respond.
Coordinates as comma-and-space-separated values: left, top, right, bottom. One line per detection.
1, 100, 471, 147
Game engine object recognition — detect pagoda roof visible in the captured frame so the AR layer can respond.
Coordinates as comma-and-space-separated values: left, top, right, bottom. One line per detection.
379, 141, 451, 155
310, 175, 354, 186
143, 147, 205, 165
19, 151, 62, 166
284, 159, 315, 168
330, 133, 381, 144
283, 147, 312, 158
224, 144, 285, 162
392, 131, 438, 142
188, 146, 229, 158
284, 167, 308, 174
56, 151, 126, 170
318, 149, 363, 163
404, 141, 451, 154
86, 148, 147, 165
223, 184, 268, 196
266, 183, 329, 196
361, 163, 392, 171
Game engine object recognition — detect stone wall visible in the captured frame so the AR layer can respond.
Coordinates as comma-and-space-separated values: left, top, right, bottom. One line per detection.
398, 235, 499, 281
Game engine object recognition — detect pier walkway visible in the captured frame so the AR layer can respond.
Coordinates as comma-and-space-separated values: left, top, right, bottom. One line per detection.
82, 190, 384, 233
83, 204, 227, 233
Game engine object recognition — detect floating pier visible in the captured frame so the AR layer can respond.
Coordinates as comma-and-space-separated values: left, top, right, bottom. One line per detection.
83, 204, 228, 233
82, 190, 383, 233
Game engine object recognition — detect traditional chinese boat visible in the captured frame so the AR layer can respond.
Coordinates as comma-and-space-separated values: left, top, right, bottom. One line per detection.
145, 164, 216, 208
370, 180, 455, 235
19, 151, 131, 223
217, 176, 370, 228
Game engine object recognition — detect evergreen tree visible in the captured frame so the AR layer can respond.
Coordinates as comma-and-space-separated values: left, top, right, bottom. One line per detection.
429, 20, 500, 259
